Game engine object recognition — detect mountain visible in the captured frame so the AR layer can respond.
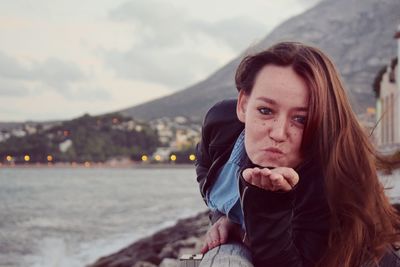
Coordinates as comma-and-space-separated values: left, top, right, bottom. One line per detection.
121, 0, 400, 121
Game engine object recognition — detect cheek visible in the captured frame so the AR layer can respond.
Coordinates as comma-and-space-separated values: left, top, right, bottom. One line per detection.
244, 127, 259, 153
247, 117, 266, 135
290, 129, 304, 149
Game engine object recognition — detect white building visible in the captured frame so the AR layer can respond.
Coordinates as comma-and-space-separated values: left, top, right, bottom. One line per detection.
152, 147, 172, 161
375, 26, 400, 154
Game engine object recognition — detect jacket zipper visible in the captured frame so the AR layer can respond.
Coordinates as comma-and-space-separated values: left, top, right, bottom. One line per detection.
240, 183, 249, 244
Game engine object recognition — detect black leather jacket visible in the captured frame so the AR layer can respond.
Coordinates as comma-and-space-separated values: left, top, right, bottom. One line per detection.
195, 99, 244, 202
195, 99, 400, 267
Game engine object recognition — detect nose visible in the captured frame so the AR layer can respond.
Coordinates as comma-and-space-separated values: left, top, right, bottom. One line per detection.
268, 117, 288, 143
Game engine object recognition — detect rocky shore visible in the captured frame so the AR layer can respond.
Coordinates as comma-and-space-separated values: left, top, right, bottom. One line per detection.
87, 204, 400, 267
88, 211, 209, 267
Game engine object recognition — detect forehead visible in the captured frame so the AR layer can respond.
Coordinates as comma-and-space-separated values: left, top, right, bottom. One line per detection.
251, 65, 309, 108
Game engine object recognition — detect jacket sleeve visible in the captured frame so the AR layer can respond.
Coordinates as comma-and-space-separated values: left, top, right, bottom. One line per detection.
195, 107, 213, 201
195, 99, 244, 226
195, 126, 225, 224
239, 168, 329, 267
195, 99, 243, 202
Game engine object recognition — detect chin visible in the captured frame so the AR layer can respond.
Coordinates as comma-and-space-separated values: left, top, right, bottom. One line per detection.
261, 161, 281, 168
251, 156, 283, 168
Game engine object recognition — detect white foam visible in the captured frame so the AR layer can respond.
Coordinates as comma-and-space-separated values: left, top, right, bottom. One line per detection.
23, 208, 206, 267
25, 238, 82, 267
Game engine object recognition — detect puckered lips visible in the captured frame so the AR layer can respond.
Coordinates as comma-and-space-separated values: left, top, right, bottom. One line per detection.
261, 147, 285, 163
263, 147, 284, 156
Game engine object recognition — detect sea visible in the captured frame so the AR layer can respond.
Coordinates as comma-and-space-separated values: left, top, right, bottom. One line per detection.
1, 167, 400, 267
0, 167, 207, 267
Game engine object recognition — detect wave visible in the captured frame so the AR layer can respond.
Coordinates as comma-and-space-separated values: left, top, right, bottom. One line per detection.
23, 207, 207, 267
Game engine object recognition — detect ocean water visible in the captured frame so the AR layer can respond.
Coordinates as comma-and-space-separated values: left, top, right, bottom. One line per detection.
0, 167, 207, 267
1, 167, 400, 267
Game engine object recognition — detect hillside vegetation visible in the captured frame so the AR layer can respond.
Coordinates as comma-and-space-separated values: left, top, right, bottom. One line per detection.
0, 113, 159, 164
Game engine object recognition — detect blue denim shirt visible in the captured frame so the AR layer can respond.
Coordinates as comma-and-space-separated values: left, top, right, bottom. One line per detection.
206, 130, 246, 228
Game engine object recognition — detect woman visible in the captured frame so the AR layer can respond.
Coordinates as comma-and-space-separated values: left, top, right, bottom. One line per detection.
195, 42, 400, 266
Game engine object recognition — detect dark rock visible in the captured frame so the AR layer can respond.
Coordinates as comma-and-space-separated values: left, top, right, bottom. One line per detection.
108, 256, 135, 267
87, 211, 208, 267
158, 245, 176, 259
132, 261, 157, 267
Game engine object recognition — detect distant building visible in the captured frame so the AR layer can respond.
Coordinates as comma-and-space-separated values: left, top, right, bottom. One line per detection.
11, 128, 26, 137
0, 131, 10, 142
174, 116, 187, 124
59, 139, 73, 153
24, 124, 37, 135
374, 25, 400, 154
152, 147, 172, 161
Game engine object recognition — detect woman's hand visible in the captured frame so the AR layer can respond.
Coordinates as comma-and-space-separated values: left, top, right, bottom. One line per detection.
242, 167, 299, 192
200, 215, 243, 254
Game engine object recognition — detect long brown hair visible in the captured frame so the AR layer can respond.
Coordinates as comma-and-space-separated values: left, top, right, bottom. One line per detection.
235, 42, 400, 266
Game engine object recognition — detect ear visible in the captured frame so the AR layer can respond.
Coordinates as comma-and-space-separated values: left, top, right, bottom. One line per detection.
236, 90, 249, 123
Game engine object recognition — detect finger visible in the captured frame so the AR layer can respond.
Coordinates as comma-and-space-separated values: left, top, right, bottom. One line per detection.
208, 226, 220, 249
260, 167, 272, 176
243, 168, 261, 186
251, 168, 262, 187
242, 168, 253, 183
218, 222, 229, 244
269, 172, 282, 191
200, 242, 209, 254
270, 172, 292, 191
274, 167, 299, 188
201, 233, 212, 254
205, 231, 212, 246
260, 168, 272, 190
203, 226, 216, 252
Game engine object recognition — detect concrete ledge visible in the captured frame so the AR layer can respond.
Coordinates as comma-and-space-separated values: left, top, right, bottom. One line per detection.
197, 243, 254, 267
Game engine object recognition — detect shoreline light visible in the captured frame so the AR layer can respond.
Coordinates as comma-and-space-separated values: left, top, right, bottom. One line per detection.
170, 154, 177, 161
24, 155, 30, 162
141, 155, 148, 162
189, 154, 196, 161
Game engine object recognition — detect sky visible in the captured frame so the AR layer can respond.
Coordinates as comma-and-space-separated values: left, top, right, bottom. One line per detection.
0, 0, 320, 122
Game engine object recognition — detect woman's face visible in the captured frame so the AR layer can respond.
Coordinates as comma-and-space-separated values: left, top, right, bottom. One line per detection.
237, 65, 309, 168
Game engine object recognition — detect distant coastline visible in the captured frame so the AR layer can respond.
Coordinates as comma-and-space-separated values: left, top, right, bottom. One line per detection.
0, 162, 196, 169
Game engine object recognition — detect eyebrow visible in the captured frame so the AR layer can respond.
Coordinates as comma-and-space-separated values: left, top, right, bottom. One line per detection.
256, 96, 308, 112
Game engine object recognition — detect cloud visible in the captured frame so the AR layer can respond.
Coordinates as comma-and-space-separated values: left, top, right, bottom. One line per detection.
0, 51, 33, 80
31, 58, 85, 88
0, 77, 30, 96
105, 0, 268, 88
0, 50, 112, 104
62, 85, 112, 101
109, 0, 267, 50
109, 0, 184, 27
109, 0, 191, 49
194, 17, 267, 51
0, 50, 88, 97
104, 47, 218, 88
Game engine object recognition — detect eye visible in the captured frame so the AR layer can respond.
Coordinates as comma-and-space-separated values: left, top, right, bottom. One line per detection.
258, 107, 273, 115
293, 115, 307, 125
